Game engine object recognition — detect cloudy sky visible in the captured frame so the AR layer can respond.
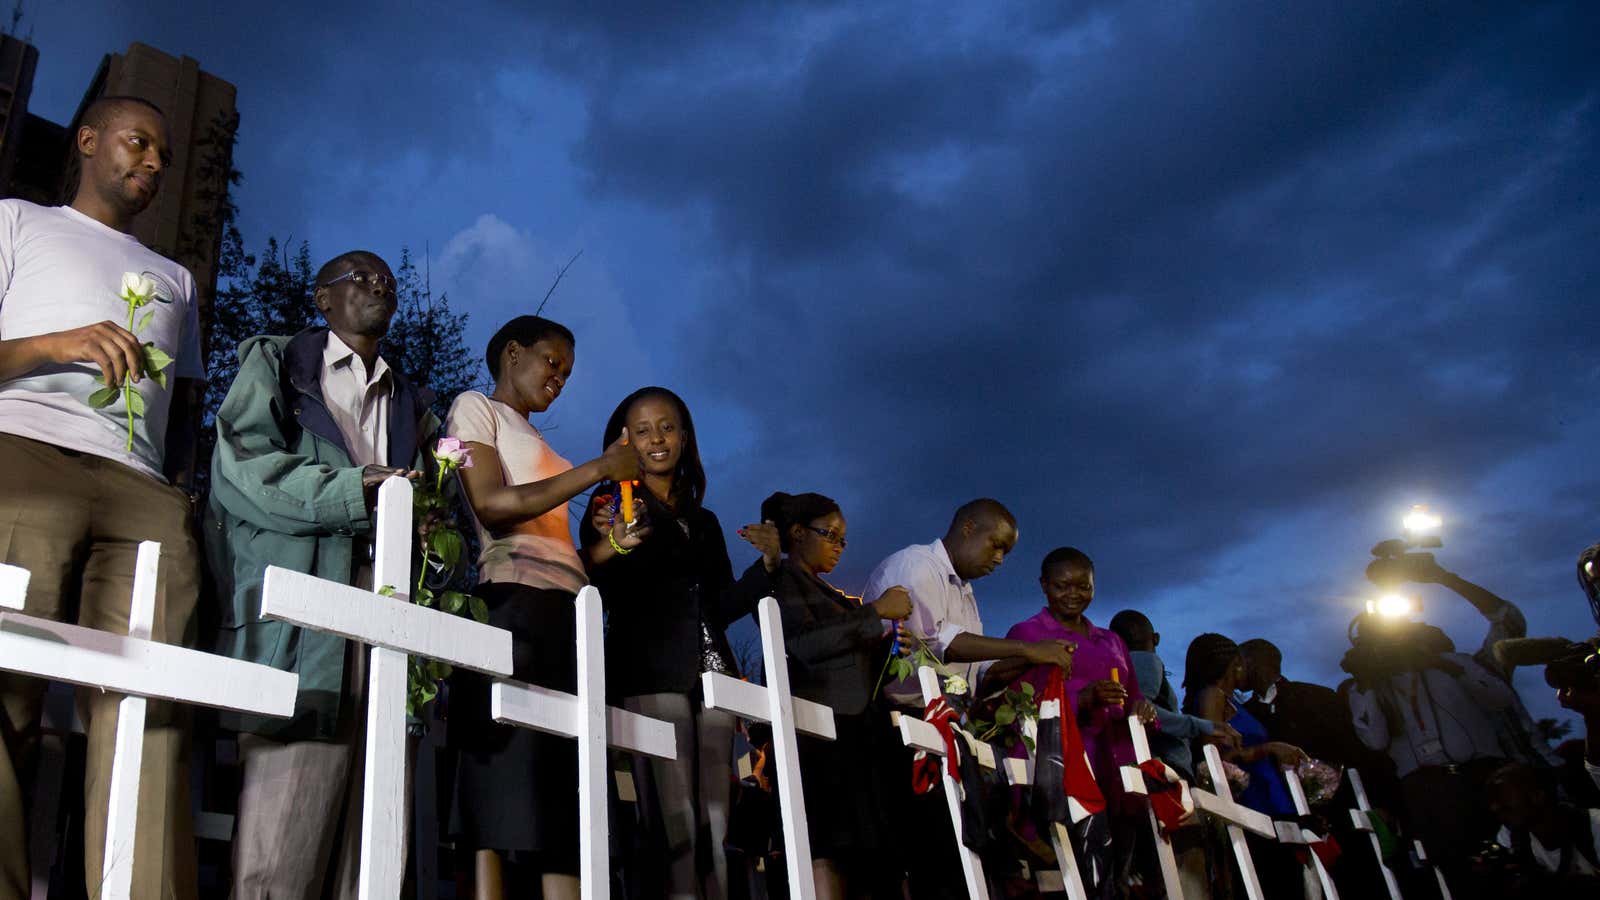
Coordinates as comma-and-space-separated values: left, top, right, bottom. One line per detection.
21, 2, 1599, 724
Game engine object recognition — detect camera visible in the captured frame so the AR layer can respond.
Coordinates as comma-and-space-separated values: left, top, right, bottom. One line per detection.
1543, 638, 1600, 693
1365, 537, 1443, 588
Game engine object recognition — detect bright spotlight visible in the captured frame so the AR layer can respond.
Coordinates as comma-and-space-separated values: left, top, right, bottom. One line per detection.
1402, 505, 1442, 535
1367, 593, 1419, 618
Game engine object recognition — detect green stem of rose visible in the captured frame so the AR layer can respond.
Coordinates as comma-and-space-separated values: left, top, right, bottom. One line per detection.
122, 300, 136, 451
414, 462, 454, 600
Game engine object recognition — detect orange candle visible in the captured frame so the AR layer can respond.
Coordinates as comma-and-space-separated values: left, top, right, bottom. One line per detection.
620, 480, 635, 524
1111, 667, 1120, 684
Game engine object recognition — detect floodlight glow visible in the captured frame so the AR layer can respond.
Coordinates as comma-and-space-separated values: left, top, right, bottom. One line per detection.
1402, 505, 1442, 535
1367, 593, 1418, 618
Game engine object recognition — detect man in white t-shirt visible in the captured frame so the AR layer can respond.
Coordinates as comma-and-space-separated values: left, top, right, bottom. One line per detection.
0, 95, 205, 899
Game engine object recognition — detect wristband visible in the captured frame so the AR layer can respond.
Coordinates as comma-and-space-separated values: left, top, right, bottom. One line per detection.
609, 531, 632, 556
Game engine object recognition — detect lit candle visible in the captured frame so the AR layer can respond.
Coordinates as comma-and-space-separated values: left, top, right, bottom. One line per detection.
620, 479, 635, 525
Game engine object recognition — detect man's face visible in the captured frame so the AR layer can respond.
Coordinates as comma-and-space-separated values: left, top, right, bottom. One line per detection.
80, 103, 171, 217
317, 256, 398, 339
1245, 655, 1281, 695
952, 517, 1017, 581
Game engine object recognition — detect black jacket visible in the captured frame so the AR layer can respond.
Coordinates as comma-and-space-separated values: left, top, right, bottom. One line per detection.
766, 559, 890, 716
581, 487, 763, 698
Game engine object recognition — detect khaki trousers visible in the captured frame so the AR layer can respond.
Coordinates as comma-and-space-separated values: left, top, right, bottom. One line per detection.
0, 433, 199, 900
231, 634, 415, 900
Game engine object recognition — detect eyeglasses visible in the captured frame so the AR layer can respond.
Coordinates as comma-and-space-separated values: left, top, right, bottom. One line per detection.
319, 270, 396, 292
805, 525, 847, 549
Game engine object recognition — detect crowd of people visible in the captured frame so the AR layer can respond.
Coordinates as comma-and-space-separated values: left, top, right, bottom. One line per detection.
2, 96, 1599, 900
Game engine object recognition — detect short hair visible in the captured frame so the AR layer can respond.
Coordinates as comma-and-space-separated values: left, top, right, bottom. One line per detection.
81, 95, 165, 133
485, 315, 576, 380
1485, 761, 1549, 797
1108, 610, 1152, 646
1239, 638, 1281, 666
760, 491, 840, 552
949, 498, 1014, 533
314, 250, 387, 288
1041, 546, 1094, 578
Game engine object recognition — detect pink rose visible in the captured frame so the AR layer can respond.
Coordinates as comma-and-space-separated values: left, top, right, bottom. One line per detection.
433, 436, 473, 469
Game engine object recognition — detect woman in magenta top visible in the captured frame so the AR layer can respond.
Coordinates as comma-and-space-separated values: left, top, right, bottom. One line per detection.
1004, 548, 1156, 882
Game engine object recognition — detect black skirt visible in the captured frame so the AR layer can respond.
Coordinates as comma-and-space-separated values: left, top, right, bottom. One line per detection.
448, 582, 579, 870
798, 703, 896, 860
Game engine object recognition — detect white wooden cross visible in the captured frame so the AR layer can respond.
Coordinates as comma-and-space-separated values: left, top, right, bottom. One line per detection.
258, 477, 516, 900
487, 584, 679, 899
0, 562, 26, 609
1281, 767, 1341, 899
1119, 715, 1187, 899
1191, 743, 1277, 900
700, 596, 837, 900
894, 667, 1089, 900
1413, 838, 1453, 900
0, 542, 300, 900
1344, 767, 1404, 900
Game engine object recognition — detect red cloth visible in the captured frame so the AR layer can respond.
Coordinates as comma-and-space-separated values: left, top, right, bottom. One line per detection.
1135, 759, 1191, 834
1045, 667, 1106, 816
911, 695, 961, 795
1294, 832, 1342, 869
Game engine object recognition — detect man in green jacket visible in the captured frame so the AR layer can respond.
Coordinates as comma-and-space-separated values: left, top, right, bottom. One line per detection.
207, 249, 438, 899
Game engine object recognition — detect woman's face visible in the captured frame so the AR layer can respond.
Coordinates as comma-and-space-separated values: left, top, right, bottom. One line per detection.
502, 336, 573, 414
790, 510, 847, 575
1041, 561, 1094, 622
1224, 653, 1248, 689
627, 395, 684, 479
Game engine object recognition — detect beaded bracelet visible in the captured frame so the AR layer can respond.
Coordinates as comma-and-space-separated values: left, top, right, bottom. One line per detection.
609, 530, 633, 556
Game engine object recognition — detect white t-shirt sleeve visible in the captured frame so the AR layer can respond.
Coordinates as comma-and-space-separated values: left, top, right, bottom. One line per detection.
0, 201, 18, 306
447, 391, 497, 447
175, 271, 204, 379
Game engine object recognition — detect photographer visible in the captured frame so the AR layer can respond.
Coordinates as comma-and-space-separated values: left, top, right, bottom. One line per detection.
1343, 613, 1515, 900
1366, 551, 1561, 769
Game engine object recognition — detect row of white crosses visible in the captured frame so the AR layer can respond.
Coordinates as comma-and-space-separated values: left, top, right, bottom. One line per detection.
0, 547, 299, 900
0, 478, 1455, 900
895, 668, 1441, 900
258, 477, 679, 900
0, 478, 679, 900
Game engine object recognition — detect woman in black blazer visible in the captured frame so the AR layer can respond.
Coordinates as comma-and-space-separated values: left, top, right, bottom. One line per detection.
580, 387, 767, 899
743, 491, 913, 900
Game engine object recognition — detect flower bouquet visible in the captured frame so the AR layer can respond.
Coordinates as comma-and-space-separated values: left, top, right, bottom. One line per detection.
1295, 758, 1344, 806
1198, 757, 1251, 795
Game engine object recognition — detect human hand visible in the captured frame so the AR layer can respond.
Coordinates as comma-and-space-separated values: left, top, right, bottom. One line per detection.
362, 465, 419, 487
590, 492, 651, 547
1204, 722, 1244, 750
45, 321, 146, 384
596, 429, 639, 484
871, 586, 913, 621
362, 465, 420, 507
1131, 698, 1157, 724
1023, 639, 1075, 672
737, 521, 783, 572
1078, 679, 1129, 709
1265, 741, 1309, 768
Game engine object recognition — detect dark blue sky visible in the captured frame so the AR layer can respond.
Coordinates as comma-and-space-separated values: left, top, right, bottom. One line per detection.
23, 2, 1600, 725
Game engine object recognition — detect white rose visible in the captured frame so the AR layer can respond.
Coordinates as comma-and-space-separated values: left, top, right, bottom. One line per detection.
120, 272, 157, 304
943, 674, 969, 696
